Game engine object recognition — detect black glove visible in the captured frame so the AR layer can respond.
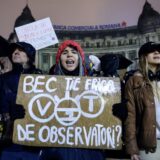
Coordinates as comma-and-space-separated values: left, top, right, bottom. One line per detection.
112, 100, 128, 121
10, 104, 25, 120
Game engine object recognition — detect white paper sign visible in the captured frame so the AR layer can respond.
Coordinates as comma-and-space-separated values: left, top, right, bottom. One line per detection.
15, 17, 59, 50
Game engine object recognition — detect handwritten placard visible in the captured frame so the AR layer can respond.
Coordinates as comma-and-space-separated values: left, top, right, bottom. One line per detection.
13, 75, 122, 150
15, 17, 58, 50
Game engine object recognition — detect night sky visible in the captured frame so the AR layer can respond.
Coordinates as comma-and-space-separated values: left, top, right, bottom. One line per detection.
0, 0, 160, 38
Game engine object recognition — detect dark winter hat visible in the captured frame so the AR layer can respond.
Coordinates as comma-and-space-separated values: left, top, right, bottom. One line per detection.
0, 35, 10, 57
138, 41, 160, 57
9, 42, 36, 62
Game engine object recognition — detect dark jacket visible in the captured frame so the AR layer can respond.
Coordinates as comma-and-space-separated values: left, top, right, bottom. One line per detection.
124, 71, 157, 155
0, 64, 42, 116
0, 64, 42, 152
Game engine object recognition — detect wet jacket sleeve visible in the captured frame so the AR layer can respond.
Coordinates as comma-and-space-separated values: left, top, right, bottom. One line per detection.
124, 78, 139, 155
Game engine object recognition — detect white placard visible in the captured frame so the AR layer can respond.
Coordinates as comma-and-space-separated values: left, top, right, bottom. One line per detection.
15, 17, 59, 50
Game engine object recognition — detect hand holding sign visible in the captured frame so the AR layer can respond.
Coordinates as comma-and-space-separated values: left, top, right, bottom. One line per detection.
11, 104, 25, 120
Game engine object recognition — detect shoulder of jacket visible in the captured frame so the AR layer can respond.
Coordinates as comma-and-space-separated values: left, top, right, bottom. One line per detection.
0, 71, 14, 80
127, 71, 145, 88
33, 68, 43, 74
133, 71, 143, 77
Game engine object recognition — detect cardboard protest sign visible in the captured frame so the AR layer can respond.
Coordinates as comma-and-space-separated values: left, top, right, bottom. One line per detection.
15, 17, 58, 50
13, 75, 122, 150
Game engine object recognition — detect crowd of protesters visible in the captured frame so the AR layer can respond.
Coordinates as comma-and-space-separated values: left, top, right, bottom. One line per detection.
0, 35, 160, 160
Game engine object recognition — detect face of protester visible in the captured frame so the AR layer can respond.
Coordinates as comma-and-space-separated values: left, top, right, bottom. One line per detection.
12, 48, 29, 66
60, 46, 79, 71
146, 50, 160, 71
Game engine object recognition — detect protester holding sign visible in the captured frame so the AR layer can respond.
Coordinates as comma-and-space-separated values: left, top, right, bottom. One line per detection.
39, 40, 105, 160
125, 42, 160, 160
0, 42, 42, 160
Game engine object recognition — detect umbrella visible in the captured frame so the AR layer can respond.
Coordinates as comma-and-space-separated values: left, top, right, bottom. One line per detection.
0, 35, 10, 57
117, 54, 133, 69
100, 53, 133, 70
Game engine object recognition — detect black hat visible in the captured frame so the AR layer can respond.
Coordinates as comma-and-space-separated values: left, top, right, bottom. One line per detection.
10, 42, 36, 63
0, 36, 10, 57
138, 42, 160, 57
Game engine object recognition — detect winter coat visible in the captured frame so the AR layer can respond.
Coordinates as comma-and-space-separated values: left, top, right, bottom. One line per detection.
0, 64, 42, 153
124, 71, 157, 155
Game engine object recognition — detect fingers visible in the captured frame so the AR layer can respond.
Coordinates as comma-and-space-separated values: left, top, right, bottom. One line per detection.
131, 154, 141, 160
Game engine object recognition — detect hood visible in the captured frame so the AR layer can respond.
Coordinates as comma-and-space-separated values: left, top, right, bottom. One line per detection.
56, 40, 85, 65
9, 42, 36, 64
100, 54, 119, 77
53, 40, 87, 76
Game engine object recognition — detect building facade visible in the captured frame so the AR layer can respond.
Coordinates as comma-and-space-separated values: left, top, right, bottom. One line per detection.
9, 1, 160, 73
